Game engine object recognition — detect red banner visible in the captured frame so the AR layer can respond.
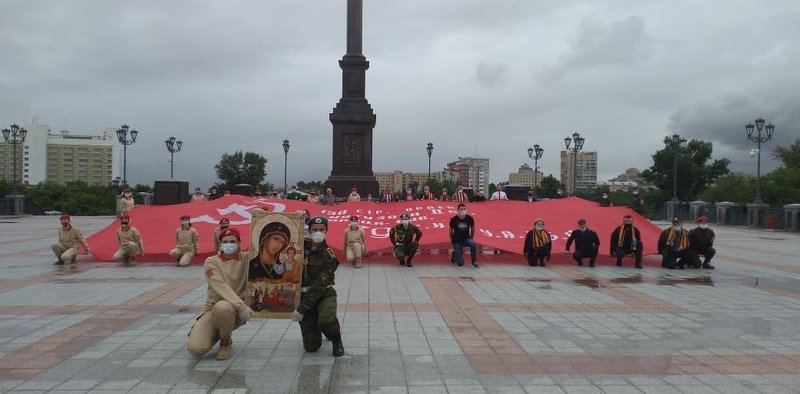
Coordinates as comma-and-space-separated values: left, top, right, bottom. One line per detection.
87, 196, 662, 264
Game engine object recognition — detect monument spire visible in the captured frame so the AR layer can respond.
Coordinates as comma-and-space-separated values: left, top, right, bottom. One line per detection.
325, 0, 379, 198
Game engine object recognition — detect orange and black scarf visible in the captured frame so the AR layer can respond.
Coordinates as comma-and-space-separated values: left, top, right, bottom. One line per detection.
666, 227, 689, 249
617, 224, 638, 248
532, 230, 551, 248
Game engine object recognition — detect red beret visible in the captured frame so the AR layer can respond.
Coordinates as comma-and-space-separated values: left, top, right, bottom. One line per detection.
696, 216, 708, 223
350, 215, 359, 221
672, 217, 682, 224
60, 214, 71, 220
219, 227, 240, 241
120, 214, 130, 221
219, 217, 230, 225
180, 215, 191, 220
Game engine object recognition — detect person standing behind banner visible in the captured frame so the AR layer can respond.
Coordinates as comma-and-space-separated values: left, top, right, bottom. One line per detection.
389, 213, 422, 267
380, 187, 395, 203
119, 188, 135, 216
208, 186, 221, 200
419, 185, 435, 200
191, 188, 207, 202
343, 216, 367, 268
439, 188, 451, 201
292, 216, 345, 357
213, 218, 230, 252
52, 214, 90, 266
307, 189, 320, 204
322, 188, 337, 205
610, 215, 643, 269
449, 204, 478, 267
631, 187, 644, 214
187, 228, 252, 361
287, 185, 303, 200
599, 192, 613, 207
347, 188, 361, 202
170, 215, 198, 267
403, 187, 415, 201
490, 186, 508, 200
113, 215, 144, 266
565, 219, 600, 267
523, 218, 552, 267
453, 187, 470, 203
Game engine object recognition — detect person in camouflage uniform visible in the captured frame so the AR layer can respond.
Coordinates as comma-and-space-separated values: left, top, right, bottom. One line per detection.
389, 213, 423, 267
291, 216, 344, 357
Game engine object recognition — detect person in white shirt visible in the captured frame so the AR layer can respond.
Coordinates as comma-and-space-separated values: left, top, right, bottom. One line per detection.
490, 186, 508, 200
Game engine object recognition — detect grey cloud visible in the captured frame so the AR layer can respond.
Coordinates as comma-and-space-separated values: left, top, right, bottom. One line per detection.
475, 61, 510, 88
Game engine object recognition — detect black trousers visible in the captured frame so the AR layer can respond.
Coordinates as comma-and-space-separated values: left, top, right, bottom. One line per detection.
662, 248, 699, 269
573, 246, 598, 265
614, 241, 643, 266
692, 247, 715, 264
526, 251, 548, 266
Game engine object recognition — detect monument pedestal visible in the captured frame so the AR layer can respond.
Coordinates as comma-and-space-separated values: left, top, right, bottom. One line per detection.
325, 175, 379, 201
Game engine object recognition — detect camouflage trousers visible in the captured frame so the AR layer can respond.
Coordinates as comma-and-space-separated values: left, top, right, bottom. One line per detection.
299, 289, 341, 352
393, 243, 418, 258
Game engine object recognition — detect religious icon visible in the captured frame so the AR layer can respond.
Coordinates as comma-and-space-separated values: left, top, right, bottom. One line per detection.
246, 210, 305, 318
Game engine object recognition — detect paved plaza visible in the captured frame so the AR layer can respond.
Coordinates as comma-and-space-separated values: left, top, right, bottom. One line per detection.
2, 216, 800, 393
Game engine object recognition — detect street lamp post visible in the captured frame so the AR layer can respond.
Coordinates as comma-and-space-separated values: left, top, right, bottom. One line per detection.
527, 144, 544, 197
426, 142, 434, 181
282, 139, 290, 197
115, 124, 138, 186
164, 136, 182, 178
2, 124, 27, 193
745, 117, 775, 205
564, 133, 585, 196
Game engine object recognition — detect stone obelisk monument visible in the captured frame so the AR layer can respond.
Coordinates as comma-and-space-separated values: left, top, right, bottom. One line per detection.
325, 0, 379, 198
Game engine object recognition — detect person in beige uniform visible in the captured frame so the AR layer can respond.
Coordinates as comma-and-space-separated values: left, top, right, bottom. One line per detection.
347, 187, 361, 202
113, 215, 144, 266
191, 188, 207, 202
343, 215, 367, 268
170, 215, 198, 267
213, 217, 230, 253
187, 228, 253, 361
119, 188, 135, 216
52, 214, 90, 266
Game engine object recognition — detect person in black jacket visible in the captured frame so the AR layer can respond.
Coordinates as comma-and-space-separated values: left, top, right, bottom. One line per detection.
689, 216, 716, 269
609, 215, 643, 269
565, 219, 600, 267
523, 218, 552, 267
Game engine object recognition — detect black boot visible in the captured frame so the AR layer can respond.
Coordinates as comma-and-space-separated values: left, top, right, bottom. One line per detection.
406, 257, 413, 267
53, 259, 64, 265
331, 336, 345, 357
616, 259, 623, 267
703, 263, 715, 269
398, 257, 405, 266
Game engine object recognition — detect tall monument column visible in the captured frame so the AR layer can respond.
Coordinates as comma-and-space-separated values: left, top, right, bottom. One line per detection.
325, 0, 379, 198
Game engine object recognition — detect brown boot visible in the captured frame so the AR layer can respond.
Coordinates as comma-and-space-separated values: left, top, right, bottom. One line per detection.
354, 258, 362, 269
216, 338, 232, 360
128, 256, 137, 266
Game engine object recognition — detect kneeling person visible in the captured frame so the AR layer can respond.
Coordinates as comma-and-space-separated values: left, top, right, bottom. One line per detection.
170, 215, 198, 267
187, 228, 252, 360
658, 217, 698, 269
565, 219, 600, 267
689, 216, 715, 269
523, 218, 552, 266
389, 214, 422, 267
52, 214, 90, 266
113, 215, 144, 266
292, 216, 345, 357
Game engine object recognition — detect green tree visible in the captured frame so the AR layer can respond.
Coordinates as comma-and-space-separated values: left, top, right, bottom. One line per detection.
537, 174, 562, 198
641, 136, 730, 206
133, 183, 152, 193
700, 173, 755, 204
0, 179, 10, 197
23, 181, 116, 215
773, 138, 800, 169
488, 183, 497, 196
296, 180, 324, 192
214, 151, 268, 190
761, 167, 800, 205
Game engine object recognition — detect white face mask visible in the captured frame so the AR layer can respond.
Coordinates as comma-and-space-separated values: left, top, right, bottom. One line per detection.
350, 221, 358, 228
699, 224, 707, 229
673, 225, 681, 231
181, 220, 190, 226
310, 231, 326, 244
123, 193, 132, 198
401, 220, 409, 226
220, 243, 238, 255
535, 225, 544, 231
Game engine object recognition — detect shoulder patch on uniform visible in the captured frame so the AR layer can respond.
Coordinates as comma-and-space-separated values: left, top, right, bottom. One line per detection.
326, 248, 336, 259
205, 268, 213, 278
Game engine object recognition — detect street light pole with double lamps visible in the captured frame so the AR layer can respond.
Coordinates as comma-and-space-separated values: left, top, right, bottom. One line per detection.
116, 124, 138, 186
165, 136, 182, 178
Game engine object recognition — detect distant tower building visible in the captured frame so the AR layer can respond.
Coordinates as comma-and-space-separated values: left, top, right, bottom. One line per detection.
508, 163, 543, 188
446, 157, 490, 194
560, 151, 598, 195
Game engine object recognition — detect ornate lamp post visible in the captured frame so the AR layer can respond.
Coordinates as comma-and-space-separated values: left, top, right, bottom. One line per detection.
745, 117, 775, 205
282, 139, 290, 197
115, 124, 138, 186
564, 133, 585, 196
2, 124, 27, 193
164, 136, 182, 178
527, 144, 544, 196
426, 142, 434, 181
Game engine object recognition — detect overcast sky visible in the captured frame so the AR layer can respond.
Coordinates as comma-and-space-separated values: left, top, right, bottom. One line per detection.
2, 0, 799, 189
